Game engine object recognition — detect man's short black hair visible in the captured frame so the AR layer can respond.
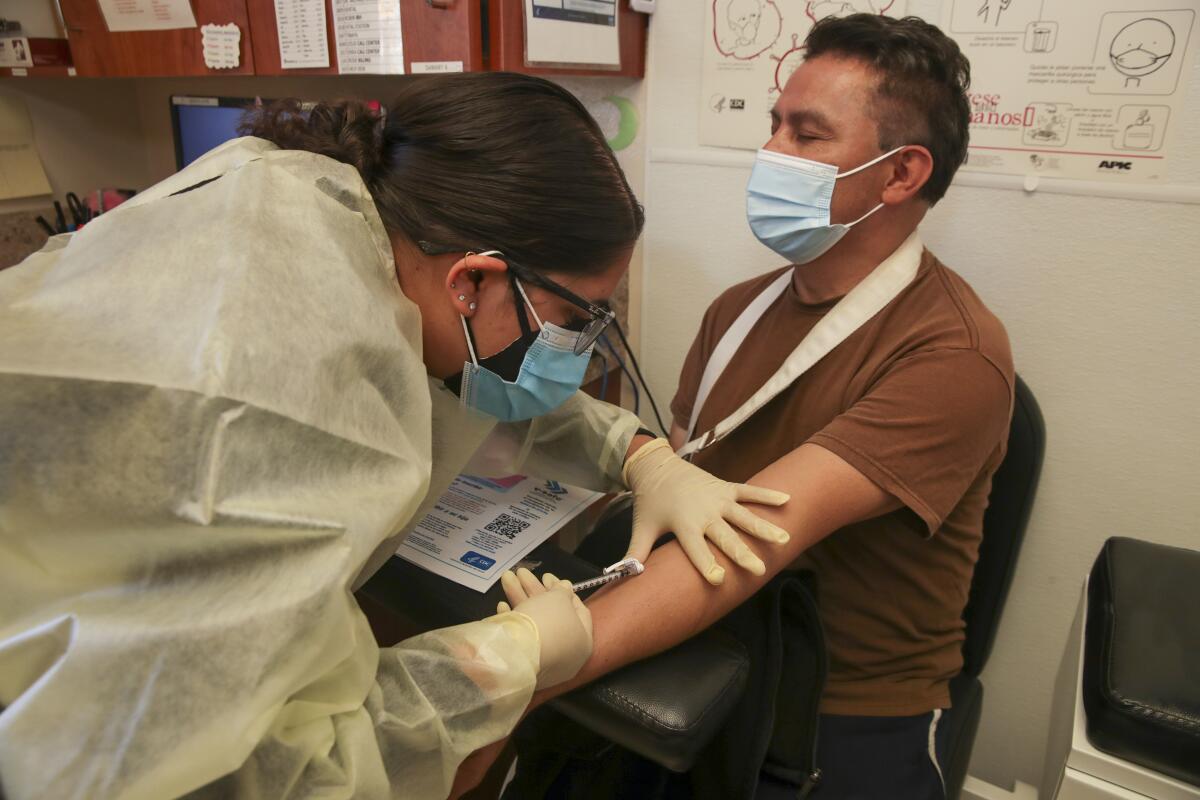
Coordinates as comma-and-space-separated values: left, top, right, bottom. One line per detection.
803, 14, 971, 205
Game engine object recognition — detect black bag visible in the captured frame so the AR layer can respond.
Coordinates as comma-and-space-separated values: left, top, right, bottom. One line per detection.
1083, 537, 1200, 787
504, 510, 827, 800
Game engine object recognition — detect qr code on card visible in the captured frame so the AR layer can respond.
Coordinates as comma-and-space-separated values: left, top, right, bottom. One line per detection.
484, 513, 530, 540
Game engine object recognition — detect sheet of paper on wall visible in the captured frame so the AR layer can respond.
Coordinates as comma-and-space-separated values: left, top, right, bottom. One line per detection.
0, 36, 34, 68
98, 0, 197, 32
940, 0, 1199, 182
275, 0, 330, 69
397, 474, 601, 592
200, 24, 241, 70
332, 0, 404, 74
0, 96, 51, 200
524, 0, 620, 68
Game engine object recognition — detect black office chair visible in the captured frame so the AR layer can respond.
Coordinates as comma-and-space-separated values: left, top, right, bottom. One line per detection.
938, 374, 1046, 798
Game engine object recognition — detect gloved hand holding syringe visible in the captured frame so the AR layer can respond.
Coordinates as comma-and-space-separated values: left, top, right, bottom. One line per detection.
494, 559, 644, 690
496, 557, 645, 607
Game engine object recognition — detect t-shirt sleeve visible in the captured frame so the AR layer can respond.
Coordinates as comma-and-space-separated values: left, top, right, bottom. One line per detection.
670, 302, 721, 430
807, 348, 1013, 534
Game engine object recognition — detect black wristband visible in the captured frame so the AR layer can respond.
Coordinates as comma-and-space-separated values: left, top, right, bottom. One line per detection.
635, 427, 658, 439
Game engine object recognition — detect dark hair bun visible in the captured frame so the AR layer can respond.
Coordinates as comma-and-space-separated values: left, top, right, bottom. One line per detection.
238, 74, 643, 278
240, 98, 383, 181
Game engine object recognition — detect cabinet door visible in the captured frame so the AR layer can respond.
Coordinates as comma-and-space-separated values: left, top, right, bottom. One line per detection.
60, 0, 255, 77
488, 0, 646, 78
249, 0, 482, 76
400, 0, 483, 73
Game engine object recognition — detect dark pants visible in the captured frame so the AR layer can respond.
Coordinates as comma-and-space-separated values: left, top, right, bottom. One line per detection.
756, 710, 949, 800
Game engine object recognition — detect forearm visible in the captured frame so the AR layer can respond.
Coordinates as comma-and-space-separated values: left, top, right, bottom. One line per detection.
533, 442, 897, 706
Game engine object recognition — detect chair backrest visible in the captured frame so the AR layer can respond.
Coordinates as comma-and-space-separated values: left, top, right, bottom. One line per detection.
960, 374, 1046, 677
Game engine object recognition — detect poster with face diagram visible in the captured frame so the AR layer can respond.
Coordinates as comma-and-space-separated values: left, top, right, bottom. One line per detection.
699, 0, 1199, 183
699, 1, 921, 150
947, 0, 1198, 182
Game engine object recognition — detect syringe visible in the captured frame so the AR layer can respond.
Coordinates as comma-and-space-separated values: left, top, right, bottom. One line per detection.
570, 557, 645, 593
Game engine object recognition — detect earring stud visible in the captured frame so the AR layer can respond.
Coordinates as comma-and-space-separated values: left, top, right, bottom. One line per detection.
469, 302, 477, 311
458, 294, 466, 301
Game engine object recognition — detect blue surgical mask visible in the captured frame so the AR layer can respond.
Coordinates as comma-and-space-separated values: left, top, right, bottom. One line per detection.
746, 145, 906, 264
455, 278, 593, 422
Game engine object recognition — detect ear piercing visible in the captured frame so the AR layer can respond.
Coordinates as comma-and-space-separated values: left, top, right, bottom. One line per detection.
469, 302, 477, 311
458, 294, 466, 301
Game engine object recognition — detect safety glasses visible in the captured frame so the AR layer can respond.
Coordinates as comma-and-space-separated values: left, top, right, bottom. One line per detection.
418, 241, 616, 355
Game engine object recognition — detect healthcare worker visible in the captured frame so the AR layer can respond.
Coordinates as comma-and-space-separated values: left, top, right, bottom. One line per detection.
0, 73, 790, 800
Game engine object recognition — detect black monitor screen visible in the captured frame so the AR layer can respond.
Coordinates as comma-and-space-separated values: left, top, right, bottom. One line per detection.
170, 96, 264, 170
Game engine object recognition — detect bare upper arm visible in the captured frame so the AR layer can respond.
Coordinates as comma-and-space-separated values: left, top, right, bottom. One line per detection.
748, 442, 901, 571
547, 442, 901, 695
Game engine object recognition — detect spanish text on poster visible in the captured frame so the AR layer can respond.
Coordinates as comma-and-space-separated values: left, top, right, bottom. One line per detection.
397, 474, 601, 592
946, 0, 1197, 182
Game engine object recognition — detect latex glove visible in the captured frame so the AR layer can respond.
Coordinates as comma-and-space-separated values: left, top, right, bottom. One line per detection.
622, 438, 791, 585
496, 568, 592, 690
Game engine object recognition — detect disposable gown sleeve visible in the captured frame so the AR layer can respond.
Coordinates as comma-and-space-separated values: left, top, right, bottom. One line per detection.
0, 140, 545, 800
502, 390, 641, 492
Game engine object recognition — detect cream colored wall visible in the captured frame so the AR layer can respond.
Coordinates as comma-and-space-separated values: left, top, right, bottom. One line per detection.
637, 1, 1200, 792
0, 79, 149, 215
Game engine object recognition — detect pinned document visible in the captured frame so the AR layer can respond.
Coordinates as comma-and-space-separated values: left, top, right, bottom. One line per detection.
333, 0, 404, 74
98, 0, 197, 32
275, 0, 330, 69
201, 24, 241, 69
525, 0, 620, 68
0, 36, 33, 68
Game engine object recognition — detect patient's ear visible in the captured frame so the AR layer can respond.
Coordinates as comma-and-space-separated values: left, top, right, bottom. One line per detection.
882, 146, 934, 206
445, 254, 508, 318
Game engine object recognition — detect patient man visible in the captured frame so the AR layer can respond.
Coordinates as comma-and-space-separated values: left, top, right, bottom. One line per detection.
465, 13, 1014, 799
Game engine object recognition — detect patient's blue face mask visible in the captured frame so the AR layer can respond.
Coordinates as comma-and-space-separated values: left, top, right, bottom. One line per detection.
746, 145, 906, 265
453, 277, 593, 422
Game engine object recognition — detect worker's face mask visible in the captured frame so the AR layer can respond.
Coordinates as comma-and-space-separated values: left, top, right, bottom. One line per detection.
447, 276, 593, 422
746, 145, 906, 265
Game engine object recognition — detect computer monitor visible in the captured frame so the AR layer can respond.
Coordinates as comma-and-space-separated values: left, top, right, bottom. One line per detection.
170, 95, 267, 170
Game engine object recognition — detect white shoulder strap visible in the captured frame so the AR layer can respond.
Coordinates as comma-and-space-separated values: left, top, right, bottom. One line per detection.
684, 269, 792, 445
679, 232, 923, 459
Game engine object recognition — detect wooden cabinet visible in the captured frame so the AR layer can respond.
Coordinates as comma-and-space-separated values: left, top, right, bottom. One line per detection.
399, 0, 483, 73
246, 0, 483, 76
18, 0, 641, 79
488, 0, 647, 78
59, 0, 256, 77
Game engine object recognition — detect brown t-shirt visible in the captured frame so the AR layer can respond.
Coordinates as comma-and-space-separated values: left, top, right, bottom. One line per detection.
671, 246, 1014, 716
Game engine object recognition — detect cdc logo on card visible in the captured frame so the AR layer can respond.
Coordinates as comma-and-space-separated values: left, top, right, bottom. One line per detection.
460, 551, 496, 571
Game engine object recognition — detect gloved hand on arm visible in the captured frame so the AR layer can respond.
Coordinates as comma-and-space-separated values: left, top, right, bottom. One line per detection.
495, 567, 593, 690
622, 438, 792, 585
